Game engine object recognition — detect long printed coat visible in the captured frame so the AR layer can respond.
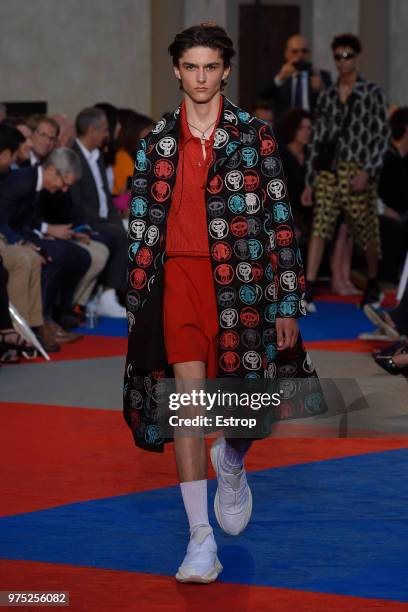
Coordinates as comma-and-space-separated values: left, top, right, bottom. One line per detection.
124, 97, 320, 453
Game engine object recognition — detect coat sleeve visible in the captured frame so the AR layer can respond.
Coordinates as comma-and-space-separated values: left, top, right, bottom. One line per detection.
258, 122, 306, 319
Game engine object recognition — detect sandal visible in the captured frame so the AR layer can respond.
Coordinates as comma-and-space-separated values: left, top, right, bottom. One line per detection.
0, 329, 37, 360
373, 353, 408, 377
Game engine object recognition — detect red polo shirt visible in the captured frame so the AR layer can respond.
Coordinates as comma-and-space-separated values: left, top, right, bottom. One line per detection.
166, 98, 222, 256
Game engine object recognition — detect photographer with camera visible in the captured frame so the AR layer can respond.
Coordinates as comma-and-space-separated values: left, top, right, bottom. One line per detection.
262, 34, 331, 115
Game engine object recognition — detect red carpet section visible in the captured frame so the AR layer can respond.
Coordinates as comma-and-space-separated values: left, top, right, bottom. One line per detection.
1, 401, 408, 517
1, 560, 407, 612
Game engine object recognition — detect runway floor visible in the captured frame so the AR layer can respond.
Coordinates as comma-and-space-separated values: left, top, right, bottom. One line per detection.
1, 292, 407, 611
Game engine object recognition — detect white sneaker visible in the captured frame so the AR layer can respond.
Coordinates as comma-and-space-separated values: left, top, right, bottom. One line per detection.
210, 437, 252, 536
96, 289, 126, 318
175, 525, 223, 584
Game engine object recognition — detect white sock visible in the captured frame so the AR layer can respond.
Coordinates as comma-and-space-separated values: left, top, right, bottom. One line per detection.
223, 441, 247, 474
180, 479, 210, 532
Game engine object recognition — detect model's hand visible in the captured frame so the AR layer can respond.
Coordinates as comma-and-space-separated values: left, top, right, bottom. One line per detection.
301, 185, 313, 206
276, 318, 299, 350
277, 61, 296, 82
350, 170, 369, 193
46, 224, 73, 240
73, 231, 91, 244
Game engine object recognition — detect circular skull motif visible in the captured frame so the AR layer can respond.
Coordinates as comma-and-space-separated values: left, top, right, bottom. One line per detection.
219, 351, 240, 373
240, 126, 257, 145
224, 109, 238, 125
236, 262, 253, 282
214, 263, 234, 285
128, 242, 140, 260
226, 141, 240, 155
220, 330, 239, 350
133, 177, 148, 194
265, 362, 277, 379
225, 170, 244, 191
265, 281, 278, 302
145, 225, 159, 246
304, 392, 324, 415
278, 363, 297, 378
154, 159, 174, 178
278, 294, 298, 317
265, 343, 278, 361
279, 379, 298, 400
152, 118, 166, 134
280, 271, 297, 292
267, 179, 286, 200
243, 351, 262, 370
220, 308, 239, 329
209, 218, 229, 239
129, 219, 146, 241
263, 327, 277, 344
248, 239, 263, 260
135, 149, 150, 172
213, 128, 229, 149
248, 217, 262, 236
156, 136, 177, 157
211, 241, 232, 262
264, 302, 277, 323
226, 149, 242, 169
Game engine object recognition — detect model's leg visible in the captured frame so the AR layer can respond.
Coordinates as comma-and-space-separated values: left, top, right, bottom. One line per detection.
173, 360, 222, 584
330, 224, 349, 294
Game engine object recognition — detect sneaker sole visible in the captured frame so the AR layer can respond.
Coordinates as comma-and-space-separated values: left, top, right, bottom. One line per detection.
363, 305, 400, 339
175, 557, 223, 583
210, 438, 253, 536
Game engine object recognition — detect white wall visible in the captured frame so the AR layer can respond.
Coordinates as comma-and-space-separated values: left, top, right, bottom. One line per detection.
0, 0, 151, 117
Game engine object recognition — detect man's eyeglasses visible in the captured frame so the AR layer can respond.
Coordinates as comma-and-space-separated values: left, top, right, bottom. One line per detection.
334, 52, 356, 61
291, 48, 309, 54
35, 129, 57, 143
56, 171, 72, 189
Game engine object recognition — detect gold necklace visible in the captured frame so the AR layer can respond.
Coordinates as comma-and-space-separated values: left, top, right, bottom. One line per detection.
186, 119, 217, 144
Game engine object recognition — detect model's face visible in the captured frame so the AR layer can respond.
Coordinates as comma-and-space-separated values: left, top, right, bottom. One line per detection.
333, 46, 358, 77
294, 117, 312, 146
32, 121, 58, 158
174, 46, 230, 104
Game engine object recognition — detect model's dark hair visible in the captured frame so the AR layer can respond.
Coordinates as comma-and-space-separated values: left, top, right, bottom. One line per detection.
331, 33, 362, 54
277, 108, 312, 145
390, 107, 408, 141
117, 109, 154, 158
168, 23, 235, 67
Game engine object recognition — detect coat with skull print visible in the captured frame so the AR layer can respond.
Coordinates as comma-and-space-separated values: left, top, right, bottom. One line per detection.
124, 96, 320, 453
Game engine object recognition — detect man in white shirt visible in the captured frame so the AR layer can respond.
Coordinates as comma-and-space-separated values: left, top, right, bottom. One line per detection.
71, 108, 127, 317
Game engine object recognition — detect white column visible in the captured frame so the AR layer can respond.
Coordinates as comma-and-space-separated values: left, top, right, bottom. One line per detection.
312, 0, 360, 75
389, 0, 408, 105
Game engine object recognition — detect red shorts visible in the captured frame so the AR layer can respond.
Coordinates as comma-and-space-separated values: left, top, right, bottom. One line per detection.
163, 256, 218, 377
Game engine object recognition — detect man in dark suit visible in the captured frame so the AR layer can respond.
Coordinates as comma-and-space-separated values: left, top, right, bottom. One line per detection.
261, 34, 332, 116
70, 107, 127, 317
0, 148, 90, 345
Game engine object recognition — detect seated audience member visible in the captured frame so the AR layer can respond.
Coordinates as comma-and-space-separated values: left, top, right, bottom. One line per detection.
277, 109, 313, 250
251, 100, 275, 128
94, 103, 121, 193
0, 124, 23, 182
0, 148, 90, 345
0, 258, 36, 363
113, 109, 154, 196
71, 107, 127, 317
2, 117, 33, 168
378, 107, 408, 283
26, 115, 59, 165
